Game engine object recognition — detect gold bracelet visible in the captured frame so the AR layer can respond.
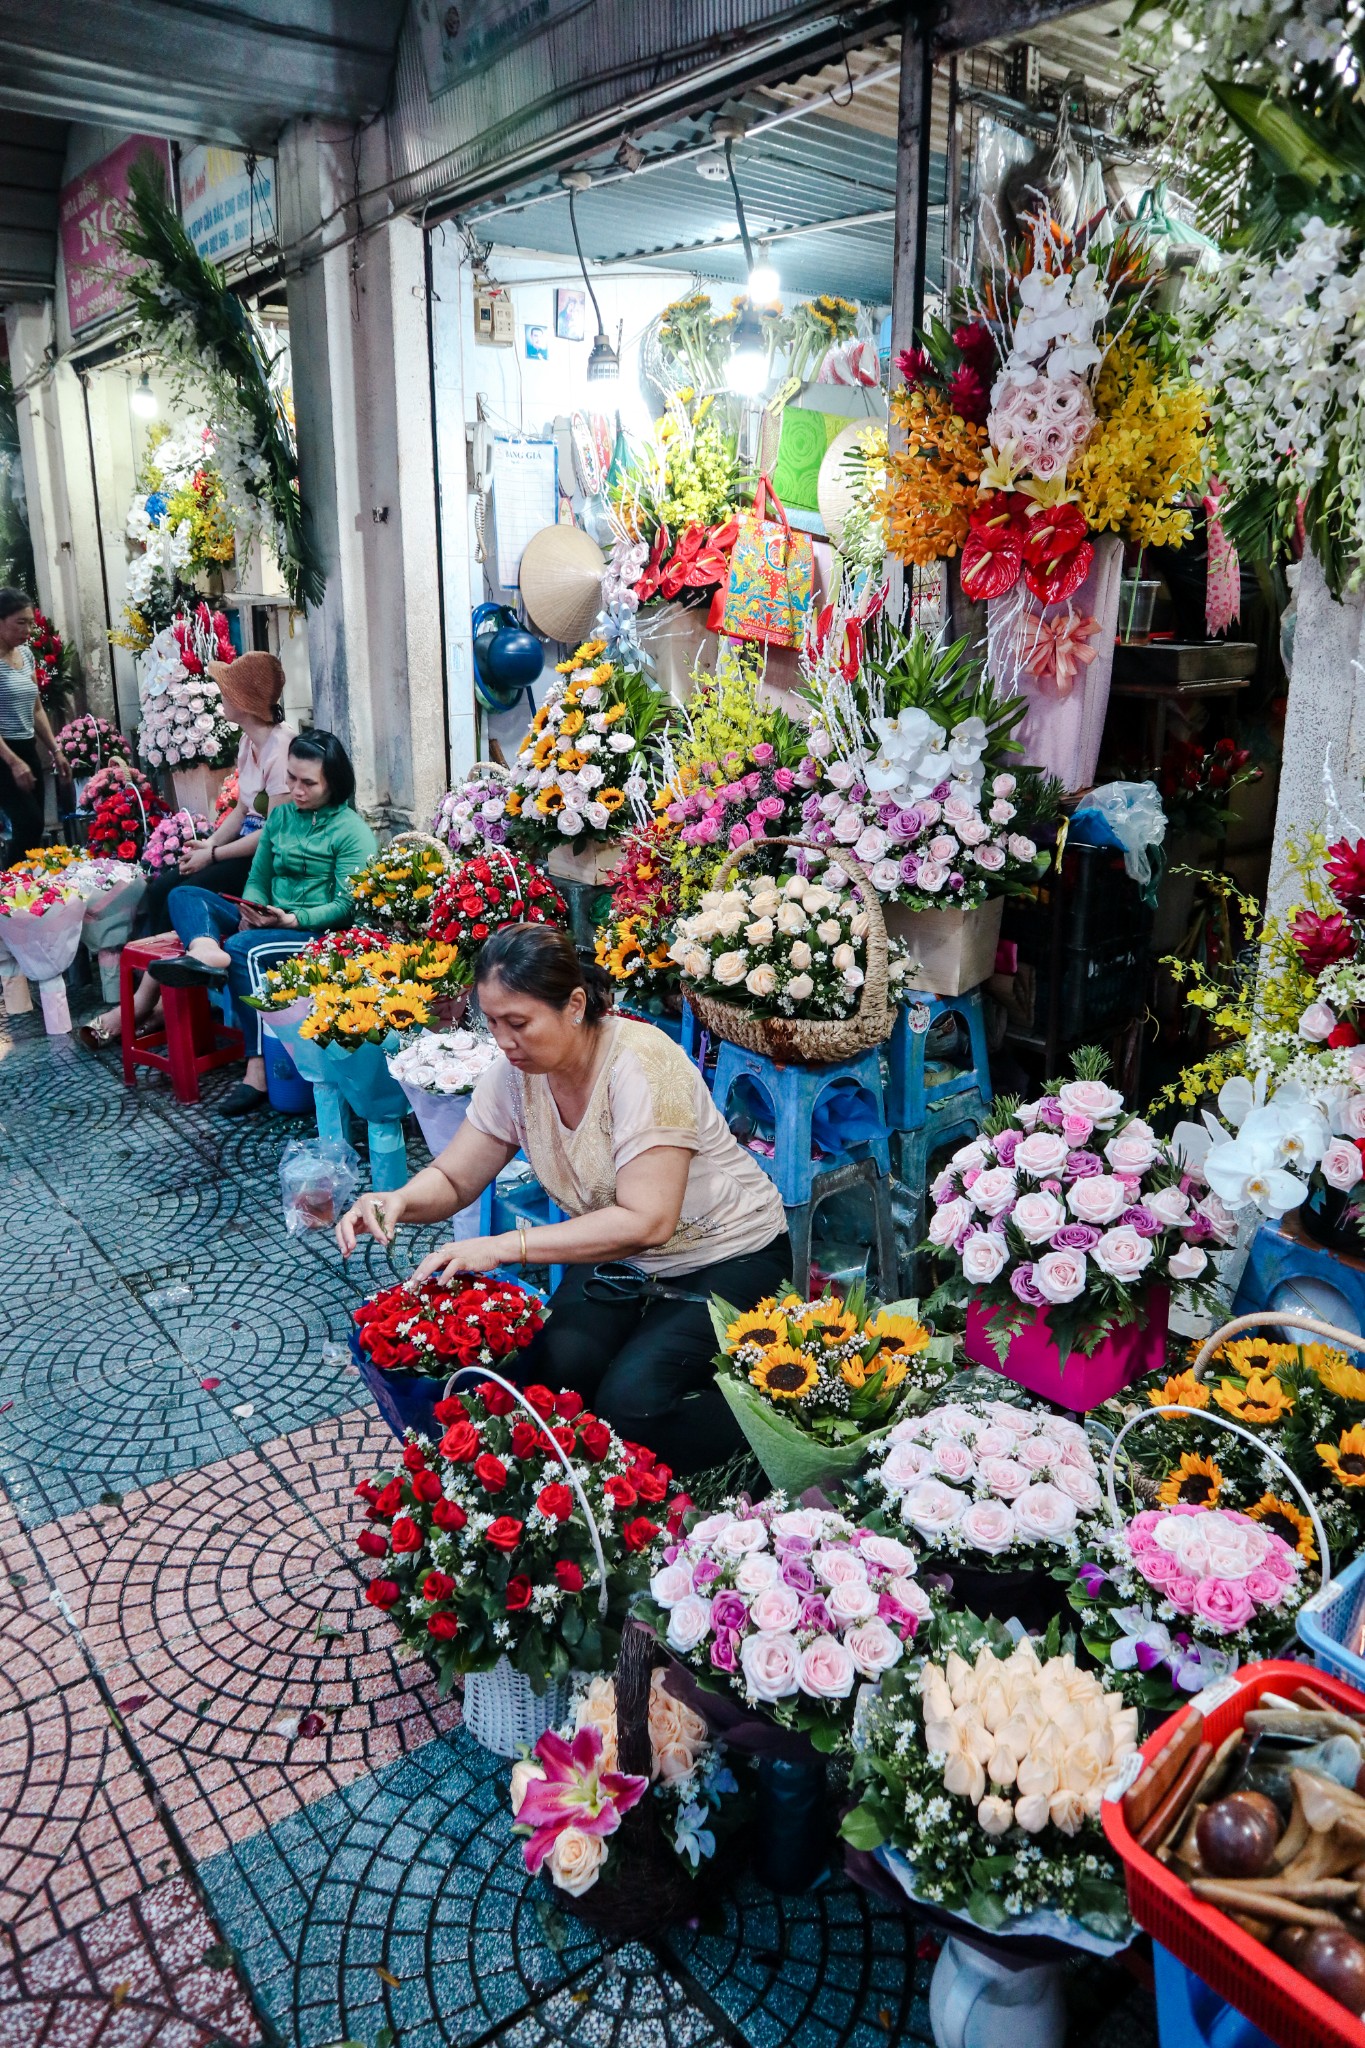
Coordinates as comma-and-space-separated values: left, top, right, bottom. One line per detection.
517, 1221, 529, 1268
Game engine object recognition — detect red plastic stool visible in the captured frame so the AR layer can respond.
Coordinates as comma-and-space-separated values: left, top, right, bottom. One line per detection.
120, 933, 244, 1104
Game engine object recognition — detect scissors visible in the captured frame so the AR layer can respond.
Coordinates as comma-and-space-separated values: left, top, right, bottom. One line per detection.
582, 1262, 713, 1307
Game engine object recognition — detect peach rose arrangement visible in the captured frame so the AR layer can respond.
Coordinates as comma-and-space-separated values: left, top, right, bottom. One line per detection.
636, 1497, 935, 1752
841, 1623, 1135, 1943
865, 1397, 1108, 1573
924, 1049, 1219, 1367
510, 1669, 743, 1895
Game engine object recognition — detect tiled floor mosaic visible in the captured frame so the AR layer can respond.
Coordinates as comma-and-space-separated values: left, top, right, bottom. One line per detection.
0, 1002, 1160, 2047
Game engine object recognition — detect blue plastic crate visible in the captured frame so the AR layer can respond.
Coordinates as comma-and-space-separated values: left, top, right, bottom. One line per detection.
1296, 1544, 1365, 1686
1153, 1943, 1275, 2048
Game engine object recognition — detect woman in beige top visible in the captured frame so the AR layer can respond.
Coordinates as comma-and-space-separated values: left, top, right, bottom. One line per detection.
337, 924, 790, 1474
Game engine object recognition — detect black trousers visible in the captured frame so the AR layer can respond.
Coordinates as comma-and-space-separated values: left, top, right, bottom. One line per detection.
0, 738, 44, 867
510, 1230, 792, 1477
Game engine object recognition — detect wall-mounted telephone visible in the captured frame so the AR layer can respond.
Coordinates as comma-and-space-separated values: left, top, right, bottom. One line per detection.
469, 419, 494, 496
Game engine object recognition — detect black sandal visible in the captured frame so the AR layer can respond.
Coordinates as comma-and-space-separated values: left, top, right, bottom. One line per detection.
149, 956, 227, 989
219, 1082, 269, 1118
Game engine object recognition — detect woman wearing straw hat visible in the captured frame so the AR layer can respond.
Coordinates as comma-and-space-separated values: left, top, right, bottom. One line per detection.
336, 923, 791, 1475
80, 651, 296, 1050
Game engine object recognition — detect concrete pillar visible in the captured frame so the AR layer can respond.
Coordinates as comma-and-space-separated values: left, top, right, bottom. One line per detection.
276, 117, 446, 832
5, 301, 118, 722
1266, 548, 1365, 922
428, 222, 477, 782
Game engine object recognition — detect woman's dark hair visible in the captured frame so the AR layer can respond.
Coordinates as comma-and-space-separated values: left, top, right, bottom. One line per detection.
0, 588, 33, 621
474, 924, 615, 1023
288, 728, 356, 807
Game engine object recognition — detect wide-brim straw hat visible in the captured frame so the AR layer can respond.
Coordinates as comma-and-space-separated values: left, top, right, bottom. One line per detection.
517, 525, 605, 645
817, 421, 878, 553
208, 651, 285, 725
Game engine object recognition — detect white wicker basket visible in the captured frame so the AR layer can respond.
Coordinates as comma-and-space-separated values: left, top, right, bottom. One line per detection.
462, 1656, 570, 1757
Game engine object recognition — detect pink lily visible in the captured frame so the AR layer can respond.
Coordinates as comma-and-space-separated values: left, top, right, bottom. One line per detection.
516, 1724, 648, 1874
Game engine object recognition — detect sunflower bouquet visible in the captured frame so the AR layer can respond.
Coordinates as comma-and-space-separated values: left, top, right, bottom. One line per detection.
345, 842, 450, 935
505, 639, 671, 857
1096, 1331, 1365, 1572
709, 1283, 953, 1496
594, 821, 682, 1012
246, 934, 464, 1048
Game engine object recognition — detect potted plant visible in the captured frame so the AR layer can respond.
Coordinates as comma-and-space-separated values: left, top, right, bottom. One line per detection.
924, 1050, 1219, 1408
709, 1282, 951, 1495
352, 1374, 682, 1753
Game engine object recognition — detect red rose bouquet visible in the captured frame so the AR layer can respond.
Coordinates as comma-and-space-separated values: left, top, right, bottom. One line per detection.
29, 609, 66, 705
428, 851, 567, 966
353, 1275, 544, 1382
87, 781, 169, 860
354, 1378, 686, 1686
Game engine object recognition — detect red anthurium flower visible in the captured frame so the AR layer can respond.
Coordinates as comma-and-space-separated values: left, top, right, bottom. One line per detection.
958, 524, 1022, 600
1021, 503, 1094, 605
1326, 837, 1365, 913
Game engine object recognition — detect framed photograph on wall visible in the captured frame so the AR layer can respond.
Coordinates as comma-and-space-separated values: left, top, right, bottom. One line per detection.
555, 288, 586, 342
524, 323, 550, 360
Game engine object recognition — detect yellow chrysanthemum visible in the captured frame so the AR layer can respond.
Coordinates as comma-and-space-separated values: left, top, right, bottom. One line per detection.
750, 1347, 819, 1400
1147, 1370, 1209, 1411
1317, 1424, 1365, 1487
1308, 1348, 1365, 1402
1214, 1373, 1294, 1426
1247, 1492, 1318, 1563
1157, 1452, 1222, 1508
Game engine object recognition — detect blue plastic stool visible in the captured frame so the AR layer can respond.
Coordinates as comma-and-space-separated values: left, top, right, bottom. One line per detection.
679, 999, 717, 1089
884, 992, 992, 1133
712, 1042, 892, 1208
489, 1164, 567, 1293
1152, 1944, 1274, 2048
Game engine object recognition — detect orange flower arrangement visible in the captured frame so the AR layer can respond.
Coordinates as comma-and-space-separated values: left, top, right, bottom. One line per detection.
882, 385, 986, 564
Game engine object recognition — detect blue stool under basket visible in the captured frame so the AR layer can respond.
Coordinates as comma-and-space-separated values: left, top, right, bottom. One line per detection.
895, 1089, 992, 1250
1152, 1943, 1274, 2048
712, 1042, 892, 1209
884, 990, 992, 1132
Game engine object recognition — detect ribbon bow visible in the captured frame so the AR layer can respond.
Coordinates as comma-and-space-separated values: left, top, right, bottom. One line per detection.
1016, 609, 1100, 698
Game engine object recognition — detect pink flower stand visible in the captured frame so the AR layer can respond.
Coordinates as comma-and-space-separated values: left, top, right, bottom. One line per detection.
965, 1289, 1170, 1412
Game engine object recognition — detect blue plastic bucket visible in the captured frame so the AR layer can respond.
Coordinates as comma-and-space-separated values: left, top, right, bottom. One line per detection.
263, 1027, 314, 1113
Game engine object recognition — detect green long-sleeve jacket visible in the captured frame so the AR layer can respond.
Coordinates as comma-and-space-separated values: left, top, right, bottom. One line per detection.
243, 800, 377, 931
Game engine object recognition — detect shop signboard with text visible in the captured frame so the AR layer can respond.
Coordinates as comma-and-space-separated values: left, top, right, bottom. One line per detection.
59, 135, 173, 335
180, 147, 276, 263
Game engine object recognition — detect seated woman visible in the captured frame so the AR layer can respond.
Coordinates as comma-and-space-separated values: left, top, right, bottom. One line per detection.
150, 729, 376, 1117
335, 923, 791, 1476
80, 651, 295, 1049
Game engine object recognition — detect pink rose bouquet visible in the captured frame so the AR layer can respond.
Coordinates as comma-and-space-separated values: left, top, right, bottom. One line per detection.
1067, 1503, 1307, 1712
867, 1396, 1108, 1571
637, 1496, 934, 1749
924, 1052, 1219, 1367
142, 809, 209, 875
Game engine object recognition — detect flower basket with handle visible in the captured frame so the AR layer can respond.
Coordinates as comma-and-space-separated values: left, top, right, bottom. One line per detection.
683, 834, 894, 1063
387, 828, 455, 871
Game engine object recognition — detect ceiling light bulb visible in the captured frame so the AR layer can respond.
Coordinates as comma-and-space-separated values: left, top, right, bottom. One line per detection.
748, 244, 780, 301
727, 306, 768, 397
131, 371, 157, 419
586, 330, 620, 382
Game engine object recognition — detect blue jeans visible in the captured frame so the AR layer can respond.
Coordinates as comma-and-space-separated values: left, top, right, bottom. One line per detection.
167, 886, 309, 1059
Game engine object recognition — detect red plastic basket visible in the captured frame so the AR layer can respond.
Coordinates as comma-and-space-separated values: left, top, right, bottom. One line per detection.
1102, 1659, 1365, 2048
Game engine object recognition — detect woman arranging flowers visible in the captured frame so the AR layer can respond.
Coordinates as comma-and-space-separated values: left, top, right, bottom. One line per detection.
0, 589, 69, 867
147, 730, 375, 1115
336, 923, 789, 1474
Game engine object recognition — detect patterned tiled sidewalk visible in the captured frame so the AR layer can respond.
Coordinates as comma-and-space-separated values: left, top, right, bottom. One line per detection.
0, 1005, 1160, 2048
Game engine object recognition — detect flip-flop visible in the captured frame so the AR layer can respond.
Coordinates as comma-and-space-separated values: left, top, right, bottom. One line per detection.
148, 956, 228, 989
77, 1023, 117, 1052
219, 1082, 269, 1118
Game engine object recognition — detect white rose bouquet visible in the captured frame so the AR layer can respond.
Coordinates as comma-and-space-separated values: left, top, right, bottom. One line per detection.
924, 1048, 1220, 1368
505, 637, 670, 853
669, 870, 869, 1020
841, 1621, 1135, 1946
387, 1028, 501, 1097
635, 1496, 935, 1753
865, 1396, 1108, 1574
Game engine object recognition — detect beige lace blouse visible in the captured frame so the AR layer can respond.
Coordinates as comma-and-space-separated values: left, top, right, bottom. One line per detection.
465, 1017, 787, 1276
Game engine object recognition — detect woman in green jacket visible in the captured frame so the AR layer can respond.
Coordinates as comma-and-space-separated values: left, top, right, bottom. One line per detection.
152, 729, 377, 1116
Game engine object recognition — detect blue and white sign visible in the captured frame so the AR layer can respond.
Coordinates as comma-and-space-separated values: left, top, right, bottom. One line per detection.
180, 146, 276, 263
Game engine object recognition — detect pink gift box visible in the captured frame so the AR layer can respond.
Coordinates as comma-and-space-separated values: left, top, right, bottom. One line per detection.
965, 1288, 1170, 1411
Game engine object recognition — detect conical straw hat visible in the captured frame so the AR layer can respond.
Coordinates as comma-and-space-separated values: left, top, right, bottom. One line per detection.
518, 525, 606, 644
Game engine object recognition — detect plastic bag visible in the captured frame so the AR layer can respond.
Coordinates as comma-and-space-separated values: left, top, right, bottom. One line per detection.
1069, 780, 1168, 889
279, 1138, 360, 1235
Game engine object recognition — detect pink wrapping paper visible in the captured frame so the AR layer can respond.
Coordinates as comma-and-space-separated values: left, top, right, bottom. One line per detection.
987, 534, 1124, 792
965, 1287, 1170, 1412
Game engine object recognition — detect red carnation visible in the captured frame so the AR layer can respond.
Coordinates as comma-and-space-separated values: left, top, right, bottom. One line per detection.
555, 1390, 585, 1420
621, 1516, 660, 1553
478, 1381, 517, 1416
537, 1483, 574, 1522
411, 1469, 442, 1504
426, 1611, 459, 1640
440, 1421, 479, 1462
485, 1515, 523, 1552
355, 1530, 388, 1558
373, 1478, 403, 1518
505, 1574, 533, 1612
1326, 837, 1365, 914
555, 1560, 585, 1593
422, 1570, 455, 1602
475, 1453, 508, 1493
521, 1384, 556, 1419
390, 1516, 422, 1554
431, 1498, 467, 1532
1292, 907, 1355, 977
604, 1476, 637, 1508
365, 1578, 401, 1610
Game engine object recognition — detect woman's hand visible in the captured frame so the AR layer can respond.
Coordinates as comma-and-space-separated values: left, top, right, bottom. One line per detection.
409, 1235, 509, 1287
49, 748, 70, 781
180, 841, 215, 874
6, 753, 34, 793
336, 1190, 406, 1255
